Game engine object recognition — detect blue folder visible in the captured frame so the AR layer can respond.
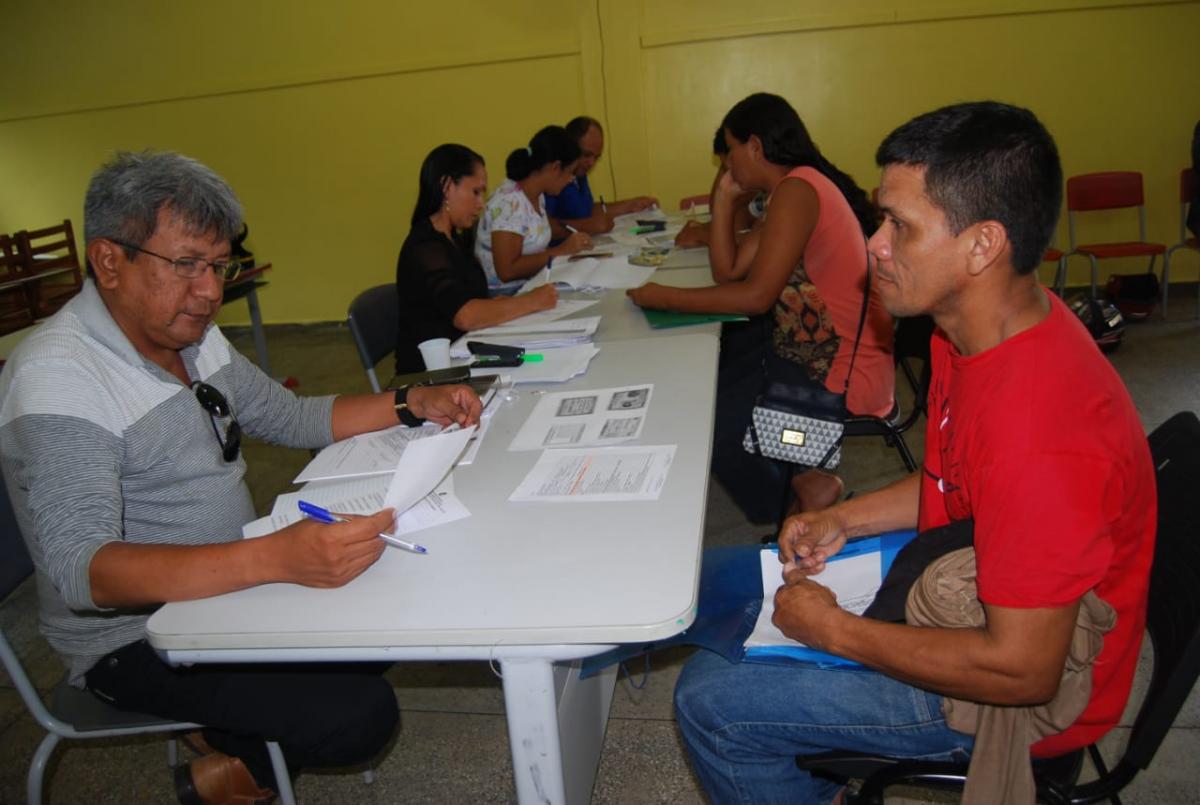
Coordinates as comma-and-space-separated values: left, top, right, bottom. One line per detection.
580, 529, 916, 678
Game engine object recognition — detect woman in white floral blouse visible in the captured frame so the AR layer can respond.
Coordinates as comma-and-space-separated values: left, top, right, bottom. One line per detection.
475, 125, 593, 291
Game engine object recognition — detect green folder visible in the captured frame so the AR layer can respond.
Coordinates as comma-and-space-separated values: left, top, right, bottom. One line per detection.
642, 309, 749, 329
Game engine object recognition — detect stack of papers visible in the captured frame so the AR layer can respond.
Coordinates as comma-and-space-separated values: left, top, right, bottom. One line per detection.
471, 344, 599, 384
503, 298, 598, 325
244, 426, 477, 540
518, 257, 656, 294
450, 317, 600, 358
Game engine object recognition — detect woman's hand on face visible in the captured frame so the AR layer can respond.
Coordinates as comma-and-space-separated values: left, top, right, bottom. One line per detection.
714, 168, 746, 201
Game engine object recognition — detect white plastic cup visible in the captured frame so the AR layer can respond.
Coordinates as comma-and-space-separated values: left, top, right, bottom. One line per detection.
417, 337, 451, 370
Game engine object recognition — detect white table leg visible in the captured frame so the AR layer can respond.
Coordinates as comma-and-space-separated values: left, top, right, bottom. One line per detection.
500, 657, 618, 805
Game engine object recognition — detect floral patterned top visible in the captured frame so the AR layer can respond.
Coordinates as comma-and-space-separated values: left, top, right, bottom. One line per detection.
474, 179, 553, 288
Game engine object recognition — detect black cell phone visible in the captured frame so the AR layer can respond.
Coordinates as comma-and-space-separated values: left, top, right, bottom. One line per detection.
635, 220, 667, 231
388, 366, 471, 389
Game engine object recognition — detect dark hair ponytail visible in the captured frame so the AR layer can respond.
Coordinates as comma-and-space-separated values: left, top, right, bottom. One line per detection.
412, 143, 484, 225
506, 125, 581, 182
722, 93, 878, 236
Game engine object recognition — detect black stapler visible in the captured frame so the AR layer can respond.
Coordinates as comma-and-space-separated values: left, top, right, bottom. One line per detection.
467, 341, 525, 368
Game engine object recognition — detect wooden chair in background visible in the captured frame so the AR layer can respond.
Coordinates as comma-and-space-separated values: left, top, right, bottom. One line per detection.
16, 220, 83, 318
0, 235, 35, 335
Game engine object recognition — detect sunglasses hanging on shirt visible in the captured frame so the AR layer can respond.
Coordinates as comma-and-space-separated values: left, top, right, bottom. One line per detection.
191, 381, 242, 462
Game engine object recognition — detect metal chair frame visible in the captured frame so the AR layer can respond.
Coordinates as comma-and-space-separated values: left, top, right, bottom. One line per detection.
1, 627, 307, 805
1161, 168, 1198, 316
1063, 172, 1165, 300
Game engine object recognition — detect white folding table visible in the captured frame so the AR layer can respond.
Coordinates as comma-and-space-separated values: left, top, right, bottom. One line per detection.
147, 329, 720, 804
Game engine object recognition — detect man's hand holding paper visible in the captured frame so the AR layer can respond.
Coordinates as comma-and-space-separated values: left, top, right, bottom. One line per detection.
777, 510, 849, 575
408, 384, 482, 427
771, 571, 842, 649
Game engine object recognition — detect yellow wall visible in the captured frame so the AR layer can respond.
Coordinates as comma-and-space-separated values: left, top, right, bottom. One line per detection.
1, 0, 1197, 325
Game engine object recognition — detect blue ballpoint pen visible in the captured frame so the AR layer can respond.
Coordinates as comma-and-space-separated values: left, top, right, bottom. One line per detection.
297, 500, 428, 555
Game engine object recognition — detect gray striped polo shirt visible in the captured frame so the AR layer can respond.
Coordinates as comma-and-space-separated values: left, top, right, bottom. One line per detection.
0, 280, 336, 684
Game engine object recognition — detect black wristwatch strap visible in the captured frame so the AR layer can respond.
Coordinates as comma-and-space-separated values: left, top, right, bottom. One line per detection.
393, 386, 425, 427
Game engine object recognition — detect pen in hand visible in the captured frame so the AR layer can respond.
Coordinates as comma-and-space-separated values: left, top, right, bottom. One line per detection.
297, 500, 427, 555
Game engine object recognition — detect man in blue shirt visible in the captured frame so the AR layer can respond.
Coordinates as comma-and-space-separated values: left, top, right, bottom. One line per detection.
546, 116, 658, 237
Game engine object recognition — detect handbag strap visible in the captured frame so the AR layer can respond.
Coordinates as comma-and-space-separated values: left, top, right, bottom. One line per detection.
839, 240, 873, 398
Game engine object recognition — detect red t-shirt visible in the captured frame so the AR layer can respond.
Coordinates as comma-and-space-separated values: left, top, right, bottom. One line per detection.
917, 292, 1156, 756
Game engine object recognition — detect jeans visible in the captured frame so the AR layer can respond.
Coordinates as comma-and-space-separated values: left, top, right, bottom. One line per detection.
674, 650, 974, 804
85, 640, 398, 789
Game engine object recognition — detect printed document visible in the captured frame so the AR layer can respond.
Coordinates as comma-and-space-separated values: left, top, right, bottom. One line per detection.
294, 411, 493, 484
382, 425, 475, 516
498, 298, 598, 325
450, 316, 600, 358
509, 444, 675, 502
242, 474, 469, 539
508, 384, 652, 451
518, 257, 656, 293
745, 549, 882, 649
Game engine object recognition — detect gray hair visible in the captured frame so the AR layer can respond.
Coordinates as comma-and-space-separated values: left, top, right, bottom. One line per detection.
83, 151, 243, 252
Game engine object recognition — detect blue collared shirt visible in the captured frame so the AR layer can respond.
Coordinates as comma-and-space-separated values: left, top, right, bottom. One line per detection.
545, 174, 593, 221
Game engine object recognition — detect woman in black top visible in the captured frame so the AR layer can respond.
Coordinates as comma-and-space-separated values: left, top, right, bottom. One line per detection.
395, 144, 557, 374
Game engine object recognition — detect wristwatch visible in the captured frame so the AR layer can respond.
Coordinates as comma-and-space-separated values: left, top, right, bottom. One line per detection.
393, 385, 426, 427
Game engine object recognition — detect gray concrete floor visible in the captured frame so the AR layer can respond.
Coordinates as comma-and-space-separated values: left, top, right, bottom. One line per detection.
2, 288, 1199, 803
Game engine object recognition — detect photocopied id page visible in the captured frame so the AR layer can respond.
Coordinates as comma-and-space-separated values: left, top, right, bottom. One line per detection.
509, 444, 676, 502
745, 548, 882, 650
508, 384, 653, 451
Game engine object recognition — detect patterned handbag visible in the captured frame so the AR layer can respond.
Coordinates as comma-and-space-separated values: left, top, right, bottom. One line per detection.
743, 255, 871, 469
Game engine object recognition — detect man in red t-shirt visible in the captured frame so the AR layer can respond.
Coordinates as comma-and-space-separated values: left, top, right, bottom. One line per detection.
673, 102, 1155, 802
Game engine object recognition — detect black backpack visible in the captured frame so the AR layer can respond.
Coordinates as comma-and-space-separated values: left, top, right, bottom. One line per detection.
1105, 273, 1159, 321
1068, 293, 1125, 352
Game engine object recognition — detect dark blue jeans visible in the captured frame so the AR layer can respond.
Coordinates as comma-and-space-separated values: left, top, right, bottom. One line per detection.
674, 650, 974, 803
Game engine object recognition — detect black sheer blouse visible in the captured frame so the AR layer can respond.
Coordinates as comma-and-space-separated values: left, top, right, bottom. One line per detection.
394, 217, 489, 374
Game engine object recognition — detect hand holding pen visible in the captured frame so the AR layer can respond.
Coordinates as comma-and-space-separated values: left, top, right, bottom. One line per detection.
270, 507, 392, 588
299, 500, 428, 554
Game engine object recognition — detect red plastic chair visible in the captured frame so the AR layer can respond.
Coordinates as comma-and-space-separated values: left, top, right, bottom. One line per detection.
1064, 171, 1165, 299
1162, 168, 1198, 316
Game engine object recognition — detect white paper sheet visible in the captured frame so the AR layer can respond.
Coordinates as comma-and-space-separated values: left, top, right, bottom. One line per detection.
472, 344, 598, 384
294, 423, 441, 483
242, 474, 469, 539
518, 258, 656, 293
449, 316, 600, 358
293, 413, 493, 483
745, 549, 882, 649
508, 384, 653, 451
509, 444, 676, 502
383, 426, 475, 517
498, 298, 598, 325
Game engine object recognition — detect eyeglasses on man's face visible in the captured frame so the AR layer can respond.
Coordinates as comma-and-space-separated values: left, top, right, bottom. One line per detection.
112, 239, 242, 282
191, 381, 242, 462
